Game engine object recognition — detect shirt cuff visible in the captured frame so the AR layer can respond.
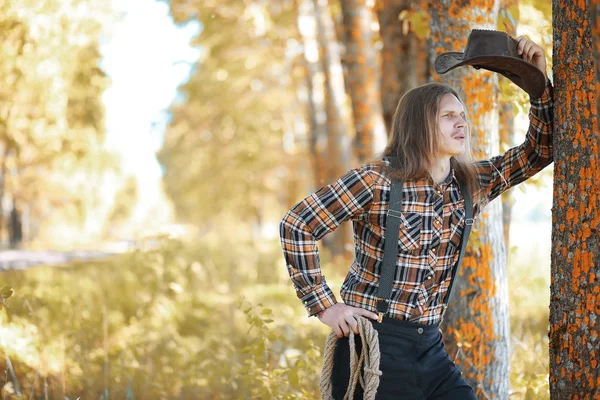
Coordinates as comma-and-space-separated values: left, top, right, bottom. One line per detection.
298, 280, 337, 317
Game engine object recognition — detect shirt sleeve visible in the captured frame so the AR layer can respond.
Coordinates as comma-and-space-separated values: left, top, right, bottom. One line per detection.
279, 165, 376, 316
473, 80, 554, 214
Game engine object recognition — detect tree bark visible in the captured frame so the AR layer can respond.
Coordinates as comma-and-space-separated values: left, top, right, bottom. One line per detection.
549, 1, 600, 397
591, 0, 600, 121
499, 101, 515, 246
313, 0, 354, 260
430, 2, 510, 398
499, 0, 518, 247
377, 0, 429, 135
339, 0, 387, 162
298, 1, 329, 191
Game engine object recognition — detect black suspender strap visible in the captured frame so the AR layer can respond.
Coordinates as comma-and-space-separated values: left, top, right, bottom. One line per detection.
441, 179, 474, 312
375, 157, 474, 323
375, 176, 403, 322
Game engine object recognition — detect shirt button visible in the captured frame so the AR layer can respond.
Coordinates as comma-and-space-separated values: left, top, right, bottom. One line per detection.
427, 275, 433, 280
432, 248, 437, 253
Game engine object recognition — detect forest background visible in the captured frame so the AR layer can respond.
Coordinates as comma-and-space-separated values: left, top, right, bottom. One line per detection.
0, 0, 595, 399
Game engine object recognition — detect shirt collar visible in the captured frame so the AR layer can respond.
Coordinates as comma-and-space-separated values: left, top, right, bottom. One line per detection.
444, 167, 456, 186
421, 167, 455, 188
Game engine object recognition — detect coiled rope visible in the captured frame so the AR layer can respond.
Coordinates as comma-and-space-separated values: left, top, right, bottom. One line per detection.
319, 316, 382, 400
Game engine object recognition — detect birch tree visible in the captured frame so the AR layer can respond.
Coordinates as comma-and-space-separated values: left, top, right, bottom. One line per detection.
430, 1, 511, 398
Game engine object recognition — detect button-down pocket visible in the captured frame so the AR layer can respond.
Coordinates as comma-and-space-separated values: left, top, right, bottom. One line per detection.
398, 212, 422, 251
448, 207, 466, 250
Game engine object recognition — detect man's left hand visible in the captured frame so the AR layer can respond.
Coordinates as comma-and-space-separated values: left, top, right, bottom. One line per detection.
516, 36, 548, 82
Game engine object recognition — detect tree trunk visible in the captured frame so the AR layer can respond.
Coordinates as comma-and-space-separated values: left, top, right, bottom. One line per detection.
499, 0, 518, 247
283, 51, 315, 209
592, 0, 600, 120
298, 1, 329, 191
313, 0, 354, 261
430, 2, 510, 399
549, 1, 600, 397
339, 0, 387, 162
377, 0, 429, 135
499, 102, 515, 246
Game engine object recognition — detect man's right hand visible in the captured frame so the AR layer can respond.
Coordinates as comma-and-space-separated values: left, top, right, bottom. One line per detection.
318, 303, 380, 338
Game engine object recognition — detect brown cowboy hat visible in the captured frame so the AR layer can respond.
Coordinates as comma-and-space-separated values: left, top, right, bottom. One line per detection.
434, 29, 546, 98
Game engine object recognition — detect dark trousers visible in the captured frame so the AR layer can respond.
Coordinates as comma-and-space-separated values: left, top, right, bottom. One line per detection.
331, 318, 476, 400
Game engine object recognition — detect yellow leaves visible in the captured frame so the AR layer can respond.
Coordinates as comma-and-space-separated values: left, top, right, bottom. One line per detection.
398, 9, 430, 39
498, 4, 519, 35
243, 3, 271, 38
0, 285, 13, 311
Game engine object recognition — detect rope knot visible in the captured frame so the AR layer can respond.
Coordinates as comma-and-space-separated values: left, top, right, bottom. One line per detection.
363, 367, 382, 376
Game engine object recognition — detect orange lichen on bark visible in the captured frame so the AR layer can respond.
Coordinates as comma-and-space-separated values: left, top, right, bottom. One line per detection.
549, 0, 600, 396
429, 2, 508, 396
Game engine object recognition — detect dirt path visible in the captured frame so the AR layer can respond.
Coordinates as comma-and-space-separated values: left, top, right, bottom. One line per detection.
0, 250, 114, 270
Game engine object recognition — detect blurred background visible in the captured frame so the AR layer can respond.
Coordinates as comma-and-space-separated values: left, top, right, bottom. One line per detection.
0, 0, 553, 398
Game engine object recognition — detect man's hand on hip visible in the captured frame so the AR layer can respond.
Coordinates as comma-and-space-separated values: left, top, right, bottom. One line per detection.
318, 303, 380, 338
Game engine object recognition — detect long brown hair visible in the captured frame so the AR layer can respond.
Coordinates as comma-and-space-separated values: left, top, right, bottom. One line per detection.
380, 82, 479, 194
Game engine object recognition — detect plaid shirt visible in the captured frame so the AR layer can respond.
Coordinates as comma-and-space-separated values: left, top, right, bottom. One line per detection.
280, 82, 554, 325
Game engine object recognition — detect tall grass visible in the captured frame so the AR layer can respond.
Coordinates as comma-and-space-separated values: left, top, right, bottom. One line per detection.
0, 232, 550, 399
507, 222, 551, 400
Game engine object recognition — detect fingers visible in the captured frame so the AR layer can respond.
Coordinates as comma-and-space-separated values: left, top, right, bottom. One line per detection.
516, 35, 528, 55
516, 35, 541, 63
321, 304, 381, 338
354, 307, 380, 321
333, 325, 344, 338
518, 40, 534, 61
338, 318, 350, 337
346, 314, 359, 335
526, 46, 539, 63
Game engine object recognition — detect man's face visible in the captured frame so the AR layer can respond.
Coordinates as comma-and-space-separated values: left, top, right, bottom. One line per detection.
436, 93, 467, 158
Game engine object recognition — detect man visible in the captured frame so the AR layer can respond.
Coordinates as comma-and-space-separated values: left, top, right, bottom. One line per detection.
279, 34, 552, 399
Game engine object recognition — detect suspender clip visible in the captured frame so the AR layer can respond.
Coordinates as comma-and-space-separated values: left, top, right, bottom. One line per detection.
387, 209, 402, 219
376, 298, 389, 323
465, 218, 475, 226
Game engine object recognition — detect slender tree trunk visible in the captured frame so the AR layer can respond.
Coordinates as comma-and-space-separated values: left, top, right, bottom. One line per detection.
298, 0, 331, 192
313, 0, 354, 260
430, 2, 510, 399
499, 102, 515, 246
339, 0, 387, 162
499, 0, 518, 247
549, 1, 600, 397
377, 0, 429, 135
283, 59, 314, 210
303, 59, 327, 189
